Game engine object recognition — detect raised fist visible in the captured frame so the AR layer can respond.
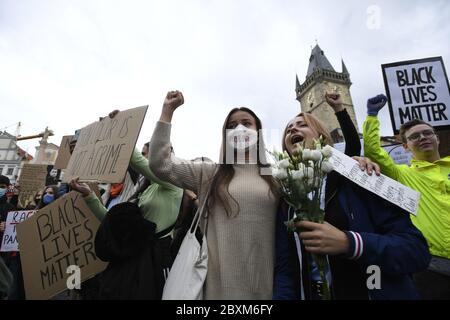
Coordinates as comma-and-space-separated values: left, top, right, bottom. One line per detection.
163, 90, 184, 112
367, 94, 387, 116
325, 92, 343, 112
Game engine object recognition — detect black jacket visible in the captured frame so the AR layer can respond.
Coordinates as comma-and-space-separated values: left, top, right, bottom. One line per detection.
94, 202, 164, 300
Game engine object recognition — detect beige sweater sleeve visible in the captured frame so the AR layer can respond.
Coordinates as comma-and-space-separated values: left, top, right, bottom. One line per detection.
149, 121, 217, 194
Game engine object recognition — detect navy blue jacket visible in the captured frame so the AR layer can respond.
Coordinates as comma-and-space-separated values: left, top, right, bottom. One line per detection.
273, 178, 431, 300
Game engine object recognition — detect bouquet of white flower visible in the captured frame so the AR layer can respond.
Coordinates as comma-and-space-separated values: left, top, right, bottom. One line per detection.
271, 136, 334, 299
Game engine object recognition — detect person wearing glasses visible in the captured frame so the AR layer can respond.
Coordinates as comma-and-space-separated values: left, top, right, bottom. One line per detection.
363, 94, 450, 299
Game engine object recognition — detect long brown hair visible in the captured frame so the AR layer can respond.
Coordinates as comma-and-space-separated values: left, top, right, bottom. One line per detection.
282, 112, 333, 153
207, 107, 279, 217
35, 185, 59, 209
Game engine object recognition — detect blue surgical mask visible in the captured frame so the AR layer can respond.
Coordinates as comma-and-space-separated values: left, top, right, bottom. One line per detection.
43, 194, 55, 205
0, 188, 6, 198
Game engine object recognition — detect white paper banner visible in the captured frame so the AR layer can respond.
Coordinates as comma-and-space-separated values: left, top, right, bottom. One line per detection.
329, 148, 420, 215
1, 210, 36, 252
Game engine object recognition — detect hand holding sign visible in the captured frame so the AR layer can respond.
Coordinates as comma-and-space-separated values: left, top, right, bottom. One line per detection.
108, 109, 120, 119
352, 156, 381, 176
69, 178, 92, 197
367, 94, 388, 116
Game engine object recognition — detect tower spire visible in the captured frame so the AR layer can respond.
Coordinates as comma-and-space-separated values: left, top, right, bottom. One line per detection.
306, 44, 335, 77
341, 59, 349, 74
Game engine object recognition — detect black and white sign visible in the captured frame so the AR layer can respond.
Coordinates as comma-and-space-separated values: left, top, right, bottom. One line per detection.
382, 56, 450, 133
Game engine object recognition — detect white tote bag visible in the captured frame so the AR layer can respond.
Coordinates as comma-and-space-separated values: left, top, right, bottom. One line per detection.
162, 192, 209, 300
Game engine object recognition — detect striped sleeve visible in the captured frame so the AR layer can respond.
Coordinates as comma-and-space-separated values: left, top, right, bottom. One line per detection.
344, 231, 364, 260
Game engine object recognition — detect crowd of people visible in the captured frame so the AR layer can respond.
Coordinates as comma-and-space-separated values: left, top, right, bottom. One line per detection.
0, 89, 448, 300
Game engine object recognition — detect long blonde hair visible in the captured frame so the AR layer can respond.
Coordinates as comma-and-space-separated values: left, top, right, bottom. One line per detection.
282, 112, 333, 153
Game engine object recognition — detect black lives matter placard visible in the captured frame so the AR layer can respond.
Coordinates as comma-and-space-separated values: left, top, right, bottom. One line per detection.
382, 56, 450, 133
16, 192, 107, 300
63, 105, 148, 183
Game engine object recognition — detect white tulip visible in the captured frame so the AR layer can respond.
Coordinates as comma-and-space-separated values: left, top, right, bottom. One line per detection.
321, 145, 333, 158
273, 168, 288, 180
278, 159, 290, 169
302, 149, 312, 161
321, 160, 334, 173
310, 150, 322, 162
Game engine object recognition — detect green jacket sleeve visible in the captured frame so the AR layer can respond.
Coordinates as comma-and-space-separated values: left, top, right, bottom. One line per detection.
129, 149, 179, 191
84, 192, 107, 221
363, 116, 401, 180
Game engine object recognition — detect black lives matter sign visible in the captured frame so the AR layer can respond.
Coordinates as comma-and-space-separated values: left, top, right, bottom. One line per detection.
16, 192, 107, 300
382, 57, 450, 133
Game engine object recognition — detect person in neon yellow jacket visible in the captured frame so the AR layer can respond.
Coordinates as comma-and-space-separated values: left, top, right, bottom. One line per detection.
363, 94, 450, 299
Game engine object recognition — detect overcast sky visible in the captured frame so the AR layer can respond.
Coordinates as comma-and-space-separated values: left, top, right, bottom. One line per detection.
1, 0, 449, 161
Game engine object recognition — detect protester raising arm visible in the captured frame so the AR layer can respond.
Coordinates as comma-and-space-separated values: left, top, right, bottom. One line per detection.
363, 94, 404, 179
107, 110, 180, 191
149, 91, 217, 194
325, 92, 361, 157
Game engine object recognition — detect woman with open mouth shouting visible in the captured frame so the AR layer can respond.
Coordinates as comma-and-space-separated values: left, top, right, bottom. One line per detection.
274, 92, 430, 300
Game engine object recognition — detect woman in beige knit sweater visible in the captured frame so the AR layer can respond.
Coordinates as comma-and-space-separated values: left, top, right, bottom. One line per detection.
149, 90, 280, 299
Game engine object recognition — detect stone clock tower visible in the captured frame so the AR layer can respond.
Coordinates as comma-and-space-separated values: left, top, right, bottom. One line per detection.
296, 44, 359, 142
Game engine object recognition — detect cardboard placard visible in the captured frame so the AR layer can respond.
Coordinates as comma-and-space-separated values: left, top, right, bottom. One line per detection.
54, 135, 74, 170
63, 106, 148, 183
16, 192, 107, 300
18, 164, 48, 209
382, 56, 450, 134
1, 210, 36, 252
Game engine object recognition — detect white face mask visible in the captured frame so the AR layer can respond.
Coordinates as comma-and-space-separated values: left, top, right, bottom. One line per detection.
226, 124, 258, 151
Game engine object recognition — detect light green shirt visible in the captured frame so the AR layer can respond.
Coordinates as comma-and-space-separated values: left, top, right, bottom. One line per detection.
363, 115, 450, 259
84, 149, 183, 234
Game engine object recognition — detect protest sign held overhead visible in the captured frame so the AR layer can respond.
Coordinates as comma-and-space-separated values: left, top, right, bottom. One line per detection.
382, 56, 450, 133
63, 106, 148, 183
1, 210, 36, 252
54, 135, 74, 170
17, 164, 48, 209
16, 191, 107, 300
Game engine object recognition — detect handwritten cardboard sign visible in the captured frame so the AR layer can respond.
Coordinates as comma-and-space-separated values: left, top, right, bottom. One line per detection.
63, 106, 148, 183
17, 164, 48, 209
16, 192, 107, 300
54, 135, 74, 170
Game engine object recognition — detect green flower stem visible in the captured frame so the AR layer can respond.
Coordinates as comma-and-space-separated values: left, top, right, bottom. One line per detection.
312, 253, 331, 300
